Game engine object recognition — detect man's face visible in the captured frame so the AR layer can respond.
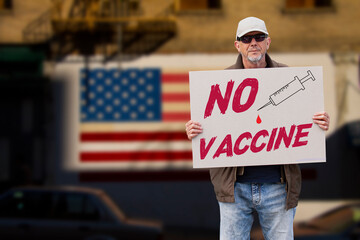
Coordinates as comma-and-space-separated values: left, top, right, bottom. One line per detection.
235, 31, 271, 64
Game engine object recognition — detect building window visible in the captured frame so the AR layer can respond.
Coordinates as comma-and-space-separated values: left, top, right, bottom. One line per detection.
285, 0, 332, 9
176, 0, 221, 11
0, 0, 12, 10
128, 0, 141, 15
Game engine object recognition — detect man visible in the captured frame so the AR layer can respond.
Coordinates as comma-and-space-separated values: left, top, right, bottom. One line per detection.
185, 17, 330, 240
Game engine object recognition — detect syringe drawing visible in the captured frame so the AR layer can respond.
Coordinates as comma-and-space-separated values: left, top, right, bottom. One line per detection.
257, 70, 316, 111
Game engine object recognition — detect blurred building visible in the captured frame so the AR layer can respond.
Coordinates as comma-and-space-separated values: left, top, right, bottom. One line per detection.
0, 0, 359, 229
1, 0, 359, 124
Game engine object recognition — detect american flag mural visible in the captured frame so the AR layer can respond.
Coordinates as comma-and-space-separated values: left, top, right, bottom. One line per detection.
78, 67, 193, 170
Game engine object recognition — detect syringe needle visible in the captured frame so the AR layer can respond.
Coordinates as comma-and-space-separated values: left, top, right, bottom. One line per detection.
257, 101, 272, 111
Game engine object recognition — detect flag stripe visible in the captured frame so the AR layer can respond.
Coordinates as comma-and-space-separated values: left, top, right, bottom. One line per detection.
80, 141, 191, 151
81, 151, 193, 161
162, 73, 189, 83
162, 71, 190, 121
163, 103, 190, 112
162, 93, 190, 102
162, 112, 191, 121
162, 83, 189, 93
81, 131, 188, 141
80, 122, 186, 132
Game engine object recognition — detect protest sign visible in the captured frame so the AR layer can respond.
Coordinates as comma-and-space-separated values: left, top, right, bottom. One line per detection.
189, 66, 326, 168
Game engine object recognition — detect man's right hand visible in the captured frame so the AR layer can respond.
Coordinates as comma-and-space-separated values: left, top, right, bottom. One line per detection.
185, 120, 203, 140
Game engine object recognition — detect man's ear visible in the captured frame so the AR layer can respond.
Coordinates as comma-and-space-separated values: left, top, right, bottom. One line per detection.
234, 41, 240, 52
266, 37, 271, 50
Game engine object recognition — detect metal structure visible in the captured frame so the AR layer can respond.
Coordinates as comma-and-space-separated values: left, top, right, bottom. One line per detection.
23, 0, 177, 59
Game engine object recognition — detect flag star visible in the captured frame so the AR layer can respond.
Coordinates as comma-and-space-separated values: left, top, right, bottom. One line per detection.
97, 112, 104, 119
105, 78, 112, 85
113, 85, 120, 92
130, 71, 137, 78
89, 78, 96, 85
122, 78, 129, 85
89, 105, 96, 113
97, 72, 103, 78
130, 85, 137, 92
105, 92, 112, 99
113, 99, 121, 105
106, 106, 113, 112
138, 91, 145, 99
138, 105, 145, 112
97, 85, 104, 92
97, 99, 104, 106
138, 78, 145, 85
146, 85, 153, 92
146, 71, 153, 78
113, 71, 120, 78
147, 112, 154, 119
130, 112, 137, 119
130, 98, 137, 106
122, 92, 129, 99
147, 98, 154, 105
122, 105, 129, 112
88, 92, 95, 99
113, 112, 121, 119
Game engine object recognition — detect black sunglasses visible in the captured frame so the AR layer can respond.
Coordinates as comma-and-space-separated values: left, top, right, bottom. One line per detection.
237, 34, 268, 44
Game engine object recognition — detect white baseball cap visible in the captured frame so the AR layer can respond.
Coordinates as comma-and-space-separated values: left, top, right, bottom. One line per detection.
236, 17, 269, 39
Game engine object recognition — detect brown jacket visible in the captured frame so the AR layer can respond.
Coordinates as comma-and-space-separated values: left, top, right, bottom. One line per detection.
209, 53, 302, 210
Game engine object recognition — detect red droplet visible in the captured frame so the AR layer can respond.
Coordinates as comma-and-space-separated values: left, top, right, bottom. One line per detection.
256, 115, 262, 124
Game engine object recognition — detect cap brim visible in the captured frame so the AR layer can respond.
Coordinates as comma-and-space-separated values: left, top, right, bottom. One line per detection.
237, 29, 269, 38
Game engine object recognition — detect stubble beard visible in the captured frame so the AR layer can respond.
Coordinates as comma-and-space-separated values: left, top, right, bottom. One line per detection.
247, 52, 265, 63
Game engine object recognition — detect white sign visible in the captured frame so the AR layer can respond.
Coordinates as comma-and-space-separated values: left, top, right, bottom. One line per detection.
189, 66, 326, 168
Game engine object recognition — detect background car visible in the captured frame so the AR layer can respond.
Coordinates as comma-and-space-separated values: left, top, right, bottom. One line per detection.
0, 186, 163, 240
251, 203, 360, 240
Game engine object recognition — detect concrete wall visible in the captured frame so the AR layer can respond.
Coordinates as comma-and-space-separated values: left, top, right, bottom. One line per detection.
0, 0, 51, 43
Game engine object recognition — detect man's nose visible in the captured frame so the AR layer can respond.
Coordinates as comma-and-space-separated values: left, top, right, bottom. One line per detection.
250, 37, 258, 45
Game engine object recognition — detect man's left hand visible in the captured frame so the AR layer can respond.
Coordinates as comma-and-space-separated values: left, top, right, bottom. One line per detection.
313, 111, 330, 131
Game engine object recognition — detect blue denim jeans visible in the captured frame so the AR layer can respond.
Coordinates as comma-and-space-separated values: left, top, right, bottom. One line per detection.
218, 182, 296, 240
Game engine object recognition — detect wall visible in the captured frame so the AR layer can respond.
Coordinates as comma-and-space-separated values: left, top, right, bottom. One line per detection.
0, 0, 51, 43
157, 0, 360, 53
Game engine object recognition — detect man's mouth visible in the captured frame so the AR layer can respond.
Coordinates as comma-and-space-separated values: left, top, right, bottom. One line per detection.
249, 49, 260, 53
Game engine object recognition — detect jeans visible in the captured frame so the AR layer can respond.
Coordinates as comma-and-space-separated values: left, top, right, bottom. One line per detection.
218, 182, 296, 240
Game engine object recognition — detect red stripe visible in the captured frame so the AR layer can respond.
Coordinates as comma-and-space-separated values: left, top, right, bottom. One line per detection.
162, 93, 190, 102
162, 112, 191, 121
162, 73, 189, 83
79, 170, 210, 182
81, 131, 188, 141
80, 150, 192, 162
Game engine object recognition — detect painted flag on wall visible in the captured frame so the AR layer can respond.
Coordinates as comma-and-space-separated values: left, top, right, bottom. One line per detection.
79, 68, 193, 170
